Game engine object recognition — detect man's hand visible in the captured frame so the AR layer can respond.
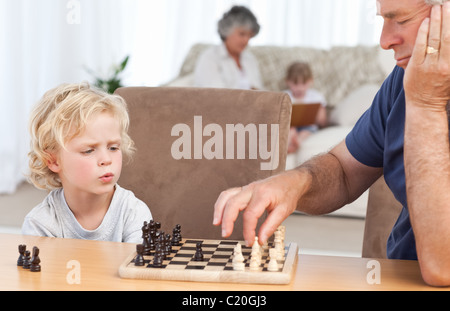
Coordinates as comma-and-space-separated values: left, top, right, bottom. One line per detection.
213, 170, 308, 246
404, 4, 450, 110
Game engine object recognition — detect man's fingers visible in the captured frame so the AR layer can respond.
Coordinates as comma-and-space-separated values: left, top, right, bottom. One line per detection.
411, 17, 430, 65
219, 186, 254, 238
440, 2, 450, 61
428, 5, 442, 52
257, 205, 290, 246
242, 191, 271, 245
213, 187, 241, 226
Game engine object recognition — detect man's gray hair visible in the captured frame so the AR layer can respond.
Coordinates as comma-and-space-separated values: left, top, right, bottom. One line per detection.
425, 0, 449, 5
217, 6, 260, 41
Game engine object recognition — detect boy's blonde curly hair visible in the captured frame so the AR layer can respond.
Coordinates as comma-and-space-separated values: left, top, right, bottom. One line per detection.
28, 82, 135, 190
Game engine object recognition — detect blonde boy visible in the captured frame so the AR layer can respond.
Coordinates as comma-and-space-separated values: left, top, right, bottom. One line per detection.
23, 82, 152, 243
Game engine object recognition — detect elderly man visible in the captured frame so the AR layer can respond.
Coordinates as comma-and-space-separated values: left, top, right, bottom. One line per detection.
213, 0, 450, 286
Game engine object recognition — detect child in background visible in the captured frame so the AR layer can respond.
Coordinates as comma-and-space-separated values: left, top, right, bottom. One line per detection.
23, 82, 152, 243
284, 62, 328, 153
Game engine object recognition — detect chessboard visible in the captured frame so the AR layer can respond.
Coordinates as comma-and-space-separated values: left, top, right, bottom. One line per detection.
119, 221, 298, 284
119, 238, 298, 284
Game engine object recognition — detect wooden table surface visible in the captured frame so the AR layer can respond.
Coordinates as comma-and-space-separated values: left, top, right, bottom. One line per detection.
0, 233, 446, 291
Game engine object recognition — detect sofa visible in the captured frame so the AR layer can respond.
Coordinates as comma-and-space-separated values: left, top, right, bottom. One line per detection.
165, 43, 396, 218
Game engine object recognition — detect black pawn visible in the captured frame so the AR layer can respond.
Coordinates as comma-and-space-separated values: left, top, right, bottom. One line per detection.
152, 243, 163, 268
171, 228, 181, 246
22, 250, 31, 269
134, 244, 145, 266
165, 234, 173, 253
194, 242, 204, 261
158, 233, 167, 259
30, 246, 41, 272
175, 224, 182, 240
142, 221, 151, 255
149, 220, 156, 250
17, 244, 26, 266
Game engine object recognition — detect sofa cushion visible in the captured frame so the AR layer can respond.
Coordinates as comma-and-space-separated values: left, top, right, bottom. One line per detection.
329, 83, 380, 126
173, 44, 387, 108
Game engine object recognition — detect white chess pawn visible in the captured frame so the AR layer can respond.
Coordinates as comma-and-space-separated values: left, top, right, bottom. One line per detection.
233, 244, 244, 262
251, 237, 262, 266
249, 256, 260, 271
275, 238, 284, 260
267, 248, 279, 272
252, 237, 261, 255
232, 243, 245, 271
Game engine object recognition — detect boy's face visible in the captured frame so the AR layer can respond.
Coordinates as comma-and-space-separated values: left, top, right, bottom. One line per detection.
286, 79, 313, 100
48, 112, 123, 197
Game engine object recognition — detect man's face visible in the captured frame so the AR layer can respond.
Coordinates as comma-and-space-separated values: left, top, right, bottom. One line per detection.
377, 0, 432, 68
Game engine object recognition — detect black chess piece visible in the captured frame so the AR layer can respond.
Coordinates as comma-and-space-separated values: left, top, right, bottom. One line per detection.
165, 234, 173, 253
193, 242, 204, 261
157, 233, 167, 259
142, 221, 152, 255
30, 246, 41, 272
152, 243, 163, 268
22, 250, 31, 269
149, 220, 156, 250
175, 224, 182, 240
17, 244, 26, 266
134, 244, 145, 266
171, 228, 181, 246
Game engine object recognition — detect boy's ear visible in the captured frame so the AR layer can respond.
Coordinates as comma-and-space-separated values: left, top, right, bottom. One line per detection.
45, 152, 61, 173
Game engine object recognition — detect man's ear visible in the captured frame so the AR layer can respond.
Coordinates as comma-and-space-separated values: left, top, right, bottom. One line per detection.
46, 152, 61, 173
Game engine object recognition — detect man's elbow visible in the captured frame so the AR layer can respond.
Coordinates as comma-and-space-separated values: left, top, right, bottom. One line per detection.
420, 262, 450, 287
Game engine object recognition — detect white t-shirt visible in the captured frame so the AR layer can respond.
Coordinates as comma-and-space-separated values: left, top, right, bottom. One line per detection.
194, 43, 263, 90
22, 184, 152, 243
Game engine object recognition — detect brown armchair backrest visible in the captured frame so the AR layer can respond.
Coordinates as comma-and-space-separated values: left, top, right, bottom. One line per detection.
362, 177, 403, 258
115, 87, 291, 240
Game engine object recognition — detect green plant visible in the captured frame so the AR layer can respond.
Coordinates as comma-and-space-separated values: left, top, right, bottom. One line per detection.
86, 55, 129, 94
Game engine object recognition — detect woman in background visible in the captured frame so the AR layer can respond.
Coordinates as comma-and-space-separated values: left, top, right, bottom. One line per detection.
194, 6, 263, 90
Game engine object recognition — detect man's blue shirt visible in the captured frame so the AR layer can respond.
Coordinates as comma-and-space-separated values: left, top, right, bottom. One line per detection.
346, 66, 417, 260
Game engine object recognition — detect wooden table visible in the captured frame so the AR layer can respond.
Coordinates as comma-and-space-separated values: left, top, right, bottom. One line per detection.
0, 233, 445, 291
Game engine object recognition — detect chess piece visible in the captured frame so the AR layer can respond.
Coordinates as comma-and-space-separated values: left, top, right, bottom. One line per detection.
274, 230, 284, 260
30, 246, 41, 272
17, 244, 26, 266
267, 248, 279, 272
22, 250, 31, 269
232, 244, 245, 271
142, 221, 152, 255
171, 228, 181, 246
149, 220, 156, 250
152, 243, 163, 268
165, 234, 173, 253
134, 244, 145, 266
175, 224, 182, 241
249, 256, 260, 271
157, 231, 166, 257
251, 237, 262, 266
193, 242, 204, 261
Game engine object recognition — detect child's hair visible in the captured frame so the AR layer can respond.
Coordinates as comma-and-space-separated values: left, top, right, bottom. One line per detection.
28, 82, 135, 190
285, 62, 313, 84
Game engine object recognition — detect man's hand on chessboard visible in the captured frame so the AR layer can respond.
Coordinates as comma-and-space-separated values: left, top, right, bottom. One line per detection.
213, 170, 305, 246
